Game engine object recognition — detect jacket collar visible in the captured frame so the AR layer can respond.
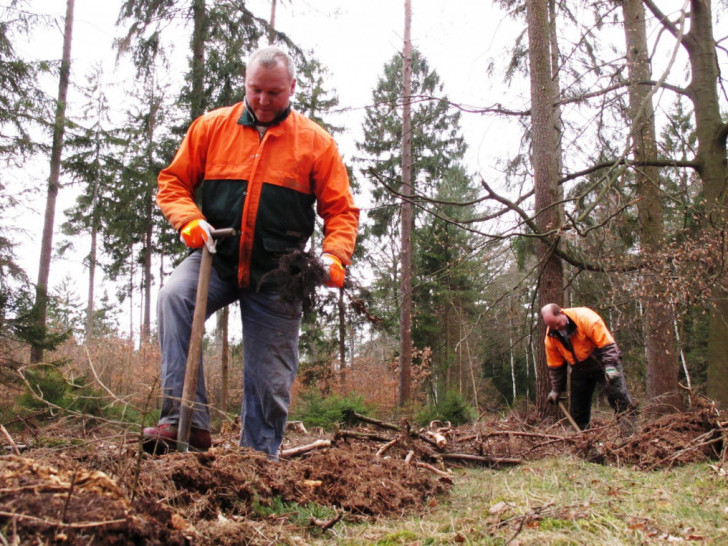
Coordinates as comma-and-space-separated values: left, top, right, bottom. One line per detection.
238, 98, 292, 128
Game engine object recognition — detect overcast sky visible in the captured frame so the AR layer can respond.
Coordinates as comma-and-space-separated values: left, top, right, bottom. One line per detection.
29, 0, 521, 168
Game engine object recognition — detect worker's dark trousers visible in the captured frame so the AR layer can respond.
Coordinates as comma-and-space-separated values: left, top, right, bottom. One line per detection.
569, 357, 632, 430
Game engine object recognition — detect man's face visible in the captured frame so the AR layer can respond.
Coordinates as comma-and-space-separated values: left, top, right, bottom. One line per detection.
543, 311, 567, 330
244, 59, 296, 124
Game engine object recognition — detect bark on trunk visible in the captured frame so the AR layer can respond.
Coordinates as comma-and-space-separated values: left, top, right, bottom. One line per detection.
398, 0, 413, 407
31, 0, 74, 363
623, 0, 681, 414
526, 0, 564, 409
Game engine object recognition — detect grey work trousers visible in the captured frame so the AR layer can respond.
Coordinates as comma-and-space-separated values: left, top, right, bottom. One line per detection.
156, 250, 302, 457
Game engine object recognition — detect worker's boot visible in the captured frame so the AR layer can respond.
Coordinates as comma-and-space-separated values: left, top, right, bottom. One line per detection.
142, 424, 212, 454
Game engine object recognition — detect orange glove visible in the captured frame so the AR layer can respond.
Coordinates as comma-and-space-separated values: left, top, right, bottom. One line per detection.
180, 219, 216, 254
322, 253, 345, 288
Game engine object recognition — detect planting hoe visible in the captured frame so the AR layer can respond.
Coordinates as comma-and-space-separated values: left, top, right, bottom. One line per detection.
177, 227, 236, 452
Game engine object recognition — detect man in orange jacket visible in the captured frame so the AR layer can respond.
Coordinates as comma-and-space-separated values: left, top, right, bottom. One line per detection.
541, 303, 635, 432
143, 46, 359, 458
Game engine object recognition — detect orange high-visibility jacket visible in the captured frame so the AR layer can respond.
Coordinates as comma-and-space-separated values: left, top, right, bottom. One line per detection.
157, 102, 359, 289
544, 307, 617, 369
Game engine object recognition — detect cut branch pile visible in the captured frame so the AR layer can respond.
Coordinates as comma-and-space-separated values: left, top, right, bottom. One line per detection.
281, 399, 728, 472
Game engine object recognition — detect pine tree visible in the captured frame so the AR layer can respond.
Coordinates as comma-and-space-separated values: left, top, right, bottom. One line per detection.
30, 0, 74, 363
357, 48, 481, 402
61, 64, 125, 340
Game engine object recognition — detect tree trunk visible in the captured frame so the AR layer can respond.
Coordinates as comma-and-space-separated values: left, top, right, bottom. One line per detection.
218, 306, 229, 414
338, 288, 346, 393
398, 0, 413, 408
644, 0, 728, 406
622, 0, 681, 414
526, 0, 564, 409
141, 84, 160, 343
268, 0, 277, 45
142, 202, 153, 342
31, 0, 74, 363
85, 143, 100, 339
683, 0, 728, 408
190, 0, 206, 119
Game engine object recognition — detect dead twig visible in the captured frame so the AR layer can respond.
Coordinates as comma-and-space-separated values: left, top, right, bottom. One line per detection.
413, 461, 453, 479
490, 503, 555, 545
61, 470, 78, 524
0, 424, 20, 455
310, 511, 343, 531
0, 511, 127, 529
482, 430, 565, 441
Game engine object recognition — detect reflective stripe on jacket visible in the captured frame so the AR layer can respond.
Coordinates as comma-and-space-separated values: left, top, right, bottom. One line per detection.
544, 307, 616, 369
157, 102, 359, 289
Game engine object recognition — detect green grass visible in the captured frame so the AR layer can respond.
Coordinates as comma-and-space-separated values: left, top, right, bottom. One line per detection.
309, 458, 728, 544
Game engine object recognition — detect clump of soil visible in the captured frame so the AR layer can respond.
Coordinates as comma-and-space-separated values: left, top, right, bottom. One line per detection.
261, 249, 328, 314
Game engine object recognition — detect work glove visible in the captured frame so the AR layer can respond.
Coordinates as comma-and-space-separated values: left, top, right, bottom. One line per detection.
604, 365, 620, 383
547, 390, 560, 405
322, 253, 345, 288
180, 219, 216, 254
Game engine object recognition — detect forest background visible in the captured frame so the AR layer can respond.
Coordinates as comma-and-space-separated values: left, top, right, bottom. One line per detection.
1, 0, 727, 429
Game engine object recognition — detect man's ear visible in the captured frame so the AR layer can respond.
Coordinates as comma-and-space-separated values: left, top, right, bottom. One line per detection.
289, 78, 297, 96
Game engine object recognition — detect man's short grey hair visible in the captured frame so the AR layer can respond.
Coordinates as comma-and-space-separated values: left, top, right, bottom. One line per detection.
247, 46, 296, 80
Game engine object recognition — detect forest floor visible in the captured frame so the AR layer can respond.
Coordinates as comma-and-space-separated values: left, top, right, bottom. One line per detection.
1, 396, 726, 545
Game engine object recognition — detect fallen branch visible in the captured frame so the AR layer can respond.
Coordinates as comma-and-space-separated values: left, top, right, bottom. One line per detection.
350, 411, 401, 431
375, 437, 399, 458
335, 429, 393, 443
279, 439, 331, 458
436, 452, 522, 466
481, 430, 565, 441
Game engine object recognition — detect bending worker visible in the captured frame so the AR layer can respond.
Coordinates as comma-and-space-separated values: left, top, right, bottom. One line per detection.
143, 46, 359, 458
541, 303, 634, 431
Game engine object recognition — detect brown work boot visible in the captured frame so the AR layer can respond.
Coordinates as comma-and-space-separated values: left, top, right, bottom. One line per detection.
142, 423, 212, 454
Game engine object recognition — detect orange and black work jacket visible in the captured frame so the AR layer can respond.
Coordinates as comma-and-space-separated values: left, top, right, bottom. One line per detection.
544, 307, 621, 393
157, 102, 359, 290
